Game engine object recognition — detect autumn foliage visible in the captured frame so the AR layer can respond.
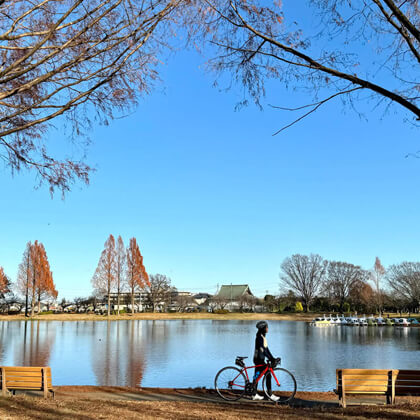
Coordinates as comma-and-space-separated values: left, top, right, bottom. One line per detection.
0, 267, 10, 295
126, 237, 150, 315
92, 235, 149, 316
17, 240, 57, 316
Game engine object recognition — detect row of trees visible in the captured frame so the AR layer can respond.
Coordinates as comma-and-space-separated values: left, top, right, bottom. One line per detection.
16, 241, 58, 316
0, 241, 58, 315
280, 254, 420, 313
0, 235, 171, 316
92, 235, 150, 316
61, 272, 173, 314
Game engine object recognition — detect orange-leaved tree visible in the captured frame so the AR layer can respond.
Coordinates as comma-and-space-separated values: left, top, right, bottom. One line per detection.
0, 266, 10, 296
24, 241, 57, 316
115, 235, 126, 316
126, 238, 149, 315
92, 235, 116, 317
35, 243, 57, 313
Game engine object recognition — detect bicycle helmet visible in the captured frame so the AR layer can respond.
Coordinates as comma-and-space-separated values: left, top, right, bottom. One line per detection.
256, 320, 268, 330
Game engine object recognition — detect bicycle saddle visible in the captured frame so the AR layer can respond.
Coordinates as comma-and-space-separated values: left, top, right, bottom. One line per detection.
236, 356, 248, 360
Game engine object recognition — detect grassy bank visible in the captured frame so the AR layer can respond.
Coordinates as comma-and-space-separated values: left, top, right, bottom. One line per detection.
0, 312, 318, 322
0, 312, 417, 322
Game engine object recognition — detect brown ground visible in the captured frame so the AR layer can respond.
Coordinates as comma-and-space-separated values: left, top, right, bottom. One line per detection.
0, 387, 419, 419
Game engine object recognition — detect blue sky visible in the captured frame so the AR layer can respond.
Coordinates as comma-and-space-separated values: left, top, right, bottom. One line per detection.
0, 45, 419, 300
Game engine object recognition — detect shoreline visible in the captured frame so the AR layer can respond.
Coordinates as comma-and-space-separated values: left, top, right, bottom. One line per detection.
0, 312, 417, 322
0, 312, 317, 322
1, 386, 419, 419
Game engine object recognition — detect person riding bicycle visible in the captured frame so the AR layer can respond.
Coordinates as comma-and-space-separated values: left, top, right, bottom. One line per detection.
252, 320, 280, 401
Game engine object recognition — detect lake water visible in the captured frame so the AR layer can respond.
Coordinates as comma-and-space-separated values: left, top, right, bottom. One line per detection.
0, 320, 419, 391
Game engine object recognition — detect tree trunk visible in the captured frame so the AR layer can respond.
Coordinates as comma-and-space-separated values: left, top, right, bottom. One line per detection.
31, 270, 36, 317
117, 281, 120, 316
131, 286, 135, 315
107, 280, 111, 317
25, 278, 29, 317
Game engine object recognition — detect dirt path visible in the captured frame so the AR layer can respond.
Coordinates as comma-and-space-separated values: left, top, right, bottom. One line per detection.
1, 387, 420, 419
56, 386, 338, 407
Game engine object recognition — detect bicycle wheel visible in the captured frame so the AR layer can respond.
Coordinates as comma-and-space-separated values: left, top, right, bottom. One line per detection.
214, 366, 247, 401
262, 368, 297, 403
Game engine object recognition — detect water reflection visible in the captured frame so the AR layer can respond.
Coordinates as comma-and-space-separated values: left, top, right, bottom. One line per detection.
91, 321, 146, 387
14, 321, 56, 366
0, 320, 419, 391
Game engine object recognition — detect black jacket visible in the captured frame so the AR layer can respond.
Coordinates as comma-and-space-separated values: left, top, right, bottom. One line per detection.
253, 332, 274, 364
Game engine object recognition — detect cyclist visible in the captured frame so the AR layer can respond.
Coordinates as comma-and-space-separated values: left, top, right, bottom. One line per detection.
252, 320, 280, 401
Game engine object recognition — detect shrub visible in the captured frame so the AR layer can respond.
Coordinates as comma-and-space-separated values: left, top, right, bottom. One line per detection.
295, 302, 303, 312
343, 302, 350, 313
214, 309, 229, 314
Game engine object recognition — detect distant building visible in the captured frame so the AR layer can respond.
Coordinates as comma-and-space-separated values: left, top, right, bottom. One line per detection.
107, 292, 150, 312
193, 293, 212, 305
212, 284, 255, 311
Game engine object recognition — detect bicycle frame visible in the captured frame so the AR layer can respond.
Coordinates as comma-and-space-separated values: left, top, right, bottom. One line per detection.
230, 364, 281, 389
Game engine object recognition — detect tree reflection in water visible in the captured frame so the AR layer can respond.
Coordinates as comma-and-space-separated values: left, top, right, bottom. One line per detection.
14, 321, 56, 366
91, 321, 145, 387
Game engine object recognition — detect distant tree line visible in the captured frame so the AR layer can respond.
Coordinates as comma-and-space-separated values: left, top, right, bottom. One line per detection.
0, 235, 175, 316
278, 254, 420, 314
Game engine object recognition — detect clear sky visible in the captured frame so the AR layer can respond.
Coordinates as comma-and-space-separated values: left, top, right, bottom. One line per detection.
1, 45, 419, 300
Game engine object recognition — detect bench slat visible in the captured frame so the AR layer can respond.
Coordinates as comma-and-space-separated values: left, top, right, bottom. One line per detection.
5, 379, 44, 384
395, 381, 420, 386
6, 382, 44, 388
340, 369, 392, 374
338, 378, 390, 383
345, 386, 389, 392
338, 374, 390, 378
394, 388, 420, 394
345, 391, 388, 394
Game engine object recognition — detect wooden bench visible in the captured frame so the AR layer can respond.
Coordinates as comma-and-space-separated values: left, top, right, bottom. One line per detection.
0, 366, 55, 398
336, 369, 397, 407
395, 370, 420, 400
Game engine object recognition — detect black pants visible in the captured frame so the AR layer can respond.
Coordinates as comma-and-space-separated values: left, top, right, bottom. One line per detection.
253, 363, 271, 395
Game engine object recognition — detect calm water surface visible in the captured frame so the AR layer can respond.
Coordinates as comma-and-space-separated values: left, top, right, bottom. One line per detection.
0, 320, 419, 391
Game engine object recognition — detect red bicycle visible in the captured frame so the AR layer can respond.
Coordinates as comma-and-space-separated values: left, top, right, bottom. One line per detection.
214, 356, 297, 403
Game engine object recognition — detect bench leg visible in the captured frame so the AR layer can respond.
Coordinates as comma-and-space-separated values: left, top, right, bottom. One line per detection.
42, 368, 49, 398
1, 368, 7, 397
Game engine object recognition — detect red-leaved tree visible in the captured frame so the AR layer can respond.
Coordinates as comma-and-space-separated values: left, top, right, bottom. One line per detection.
17, 241, 57, 317
0, 266, 10, 295
126, 237, 149, 314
